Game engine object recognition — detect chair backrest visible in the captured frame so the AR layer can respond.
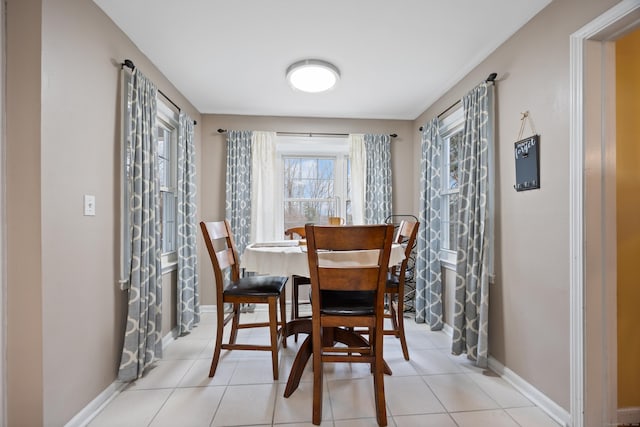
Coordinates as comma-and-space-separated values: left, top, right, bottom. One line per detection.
200, 220, 241, 299
305, 224, 394, 322
284, 226, 306, 240
392, 220, 420, 281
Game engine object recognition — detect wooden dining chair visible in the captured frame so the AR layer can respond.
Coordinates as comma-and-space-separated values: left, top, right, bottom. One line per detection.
305, 223, 394, 426
284, 226, 306, 240
200, 220, 288, 380
284, 226, 311, 341
384, 220, 419, 360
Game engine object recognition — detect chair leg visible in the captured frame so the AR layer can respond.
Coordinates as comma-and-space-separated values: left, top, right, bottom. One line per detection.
373, 366, 387, 426
279, 291, 287, 349
229, 303, 240, 344
373, 329, 388, 427
268, 297, 280, 380
292, 280, 299, 342
388, 294, 400, 336
312, 326, 323, 425
396, 292, 410, 361
209, 303, 225, 377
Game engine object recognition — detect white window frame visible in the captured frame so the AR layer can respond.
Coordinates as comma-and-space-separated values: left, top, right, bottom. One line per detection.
439, 106, 464, 270
276, 136, 350, 234
157, 100, 179, 271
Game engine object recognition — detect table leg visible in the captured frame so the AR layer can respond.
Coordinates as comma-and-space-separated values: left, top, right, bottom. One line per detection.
285, 318, 312, 337
283, 334, 312, 398
333, 328, 392, 375
283, 322, 392, 398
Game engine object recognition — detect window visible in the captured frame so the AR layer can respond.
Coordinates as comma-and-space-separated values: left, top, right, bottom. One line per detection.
278, 137, 350, 234
440, 107, 464, 267
157, 101, 179, 268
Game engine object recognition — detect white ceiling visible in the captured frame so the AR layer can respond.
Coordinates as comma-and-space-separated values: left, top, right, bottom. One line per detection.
93, 0, 552, 120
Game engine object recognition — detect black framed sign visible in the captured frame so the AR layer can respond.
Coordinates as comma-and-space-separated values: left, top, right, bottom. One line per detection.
514, 135, 540, 191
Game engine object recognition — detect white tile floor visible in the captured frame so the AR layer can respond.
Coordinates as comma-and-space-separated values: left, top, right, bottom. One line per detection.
88, 309, 561, 427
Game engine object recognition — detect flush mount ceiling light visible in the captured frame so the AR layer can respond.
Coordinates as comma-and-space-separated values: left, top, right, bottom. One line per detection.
286, 59, 340, 93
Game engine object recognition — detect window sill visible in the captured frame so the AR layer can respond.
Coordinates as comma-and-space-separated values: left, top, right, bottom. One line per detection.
440, 258, 456, 271
440, 249, 456, 272
162, 260, 178, 275
439, 258, 497, 285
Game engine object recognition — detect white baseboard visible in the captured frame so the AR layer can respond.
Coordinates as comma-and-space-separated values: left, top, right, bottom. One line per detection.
488, 356, 571, 427
618, 407, 640, 424
441, 322, 453, 337
162, 326, 179, 348
200, 304, 215, 312
64, 381, 127, 427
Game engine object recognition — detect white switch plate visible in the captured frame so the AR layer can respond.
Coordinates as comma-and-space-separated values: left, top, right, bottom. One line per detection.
84, 195, 96, 216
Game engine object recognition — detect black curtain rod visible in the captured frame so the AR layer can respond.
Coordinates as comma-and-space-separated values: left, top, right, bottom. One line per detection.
121, 59, 197, 126
217, 129, 398, 138
419, 72, 497, 132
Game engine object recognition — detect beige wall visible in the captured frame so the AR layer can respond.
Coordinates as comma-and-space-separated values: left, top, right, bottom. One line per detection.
198, 115, 414, 304
5, 0, 202, 424
413, 0, 620, 410
6, 0, 43, 425
616, 27, 640, 409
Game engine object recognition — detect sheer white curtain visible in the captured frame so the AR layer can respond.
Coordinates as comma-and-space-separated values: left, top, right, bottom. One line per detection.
251, 131, 279, 242
349, 134, 366, 225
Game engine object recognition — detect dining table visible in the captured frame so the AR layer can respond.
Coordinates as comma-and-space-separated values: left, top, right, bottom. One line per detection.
240, 239, 405, 397
241, 240, 406, 278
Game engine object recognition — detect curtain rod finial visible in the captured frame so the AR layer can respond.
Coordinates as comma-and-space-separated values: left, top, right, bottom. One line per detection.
122, 59, 135, 70
217, 128, 227, 134
486, 72, 497, 83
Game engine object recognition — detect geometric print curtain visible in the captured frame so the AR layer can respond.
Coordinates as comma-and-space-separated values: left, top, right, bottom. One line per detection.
451, 82, 493, 368
363, 133, 392, 224
118, 68, 163, 381
176, 113, 199, 335
415, 118, 443, 330
225, 130, 253, 256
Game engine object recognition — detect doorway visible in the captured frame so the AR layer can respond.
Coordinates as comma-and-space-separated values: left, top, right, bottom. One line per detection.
614, 26, 640, 425
570, 1, 640, 426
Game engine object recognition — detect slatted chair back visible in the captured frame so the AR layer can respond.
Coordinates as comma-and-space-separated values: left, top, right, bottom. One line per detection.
305, 223, 394, 426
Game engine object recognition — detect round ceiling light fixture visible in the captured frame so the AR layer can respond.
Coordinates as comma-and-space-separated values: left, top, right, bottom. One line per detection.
286, 59, 340, 93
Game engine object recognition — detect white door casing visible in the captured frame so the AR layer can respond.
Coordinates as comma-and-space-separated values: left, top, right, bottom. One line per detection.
569, 1, 640, 426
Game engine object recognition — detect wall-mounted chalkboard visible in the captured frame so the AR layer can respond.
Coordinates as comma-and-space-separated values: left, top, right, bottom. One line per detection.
514, 135, 540, 191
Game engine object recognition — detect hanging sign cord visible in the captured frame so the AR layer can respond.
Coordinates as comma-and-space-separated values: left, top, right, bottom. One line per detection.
517, 111, 537, 140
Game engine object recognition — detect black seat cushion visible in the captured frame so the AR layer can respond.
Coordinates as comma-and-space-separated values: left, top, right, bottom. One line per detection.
320, 290, 375, 316
224, 275, 287, 297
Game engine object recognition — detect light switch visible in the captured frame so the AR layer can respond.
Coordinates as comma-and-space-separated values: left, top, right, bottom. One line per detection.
84, 195, 96, 216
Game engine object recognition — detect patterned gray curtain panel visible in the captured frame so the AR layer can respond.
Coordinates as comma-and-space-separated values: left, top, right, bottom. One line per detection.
177, 113, 199, 335
415, 118, 443, 329
225, 130, 253, 255
363, 134, 393, 224
118, 69, 163, 381
452, 82, 493, 368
